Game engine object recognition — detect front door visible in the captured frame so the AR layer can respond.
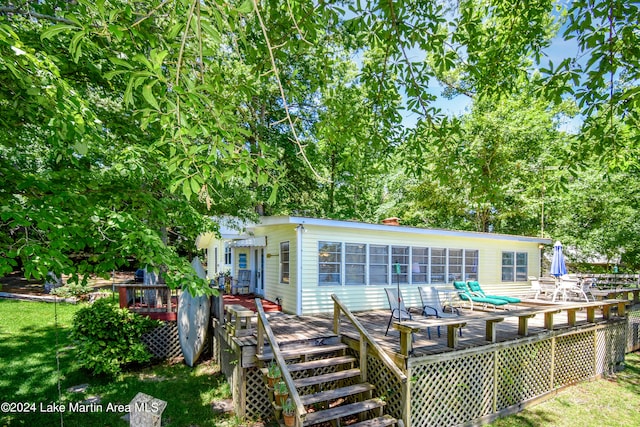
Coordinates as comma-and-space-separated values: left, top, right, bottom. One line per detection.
255, 248, 264, 296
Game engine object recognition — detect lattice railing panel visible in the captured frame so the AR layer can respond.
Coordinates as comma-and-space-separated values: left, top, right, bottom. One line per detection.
245, 366, 273, 420
364, 352, 404, 420
141, 321, 182, 360
596, 323, 627, 376
496, 340, 553, 410
410, 352, 494, 427
627, 309, 640, 352
554, 331, 595, 387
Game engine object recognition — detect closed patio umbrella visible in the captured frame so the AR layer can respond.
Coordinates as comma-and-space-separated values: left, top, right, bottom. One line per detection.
550, 241, 568, 278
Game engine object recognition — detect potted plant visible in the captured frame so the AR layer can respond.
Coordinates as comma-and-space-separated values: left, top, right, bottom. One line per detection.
266, 360, 281, 387
273, 380, 289, 406
281, 398, 296, 427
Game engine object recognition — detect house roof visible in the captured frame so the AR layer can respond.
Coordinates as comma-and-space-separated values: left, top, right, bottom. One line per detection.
252, 216, 552, 244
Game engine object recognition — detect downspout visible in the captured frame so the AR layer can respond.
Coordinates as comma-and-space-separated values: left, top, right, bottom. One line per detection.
296, 224, 304, 316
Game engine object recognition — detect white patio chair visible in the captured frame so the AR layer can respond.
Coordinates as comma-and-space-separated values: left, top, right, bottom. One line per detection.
553, 275, 589, 302
418, 286, 462, 338
528, 276, 541, 299
384, 288, 412, 336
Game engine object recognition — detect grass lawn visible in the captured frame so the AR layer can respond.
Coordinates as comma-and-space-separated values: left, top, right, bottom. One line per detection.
1, 298, 639, 427
0, 299, 239, 427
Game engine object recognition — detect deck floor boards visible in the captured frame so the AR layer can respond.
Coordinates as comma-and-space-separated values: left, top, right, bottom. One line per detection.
251, 301, 624, 358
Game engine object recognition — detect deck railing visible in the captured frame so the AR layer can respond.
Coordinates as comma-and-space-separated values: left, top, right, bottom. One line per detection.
115, 284, 179, 321
331, 294, 407, 382
579, 273, 639, 288
254, 299, 306, 427
331, 294, 408, 426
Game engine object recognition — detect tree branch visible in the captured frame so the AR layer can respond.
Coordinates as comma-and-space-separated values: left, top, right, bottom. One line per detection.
252, 0, 327, 183
0, 6, 81, 26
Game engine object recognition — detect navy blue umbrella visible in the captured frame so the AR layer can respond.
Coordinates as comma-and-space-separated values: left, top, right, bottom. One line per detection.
550, 241, 568, 277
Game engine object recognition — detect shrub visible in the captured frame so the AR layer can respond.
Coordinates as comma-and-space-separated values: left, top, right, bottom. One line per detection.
51, 282, 93, 299
71, 298, 159, 377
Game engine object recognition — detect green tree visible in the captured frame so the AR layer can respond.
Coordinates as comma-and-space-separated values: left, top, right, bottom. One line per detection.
393, 88, 574, 234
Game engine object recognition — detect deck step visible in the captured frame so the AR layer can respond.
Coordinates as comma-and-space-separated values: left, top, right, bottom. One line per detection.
302, 398, 386, 426
256, 342, 348, 361
288, 355, 356, 372
294, 368, 361, 388
299, 383, 375, 406
261, 355, 356, 377
348, 415, 398, 427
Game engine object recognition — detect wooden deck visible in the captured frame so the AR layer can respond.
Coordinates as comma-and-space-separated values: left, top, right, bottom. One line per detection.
217, 294, 636, 426
226, 298, 632, 363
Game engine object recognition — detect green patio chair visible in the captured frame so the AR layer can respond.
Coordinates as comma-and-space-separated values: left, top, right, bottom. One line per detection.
453, 281, 510, 310
466, 281, 521, 304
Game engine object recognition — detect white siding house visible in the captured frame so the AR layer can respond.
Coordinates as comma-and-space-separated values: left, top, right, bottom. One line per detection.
196, 216, 551, 315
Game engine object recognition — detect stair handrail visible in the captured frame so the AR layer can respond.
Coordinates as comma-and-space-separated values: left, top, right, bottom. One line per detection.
331, 294, 407, 383
254, 298, 306, 425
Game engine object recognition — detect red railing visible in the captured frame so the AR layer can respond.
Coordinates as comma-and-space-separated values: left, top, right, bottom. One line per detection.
115, 284, 180, 321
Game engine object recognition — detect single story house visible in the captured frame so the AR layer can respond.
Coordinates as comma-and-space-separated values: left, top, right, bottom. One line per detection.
196, 216, 552, 315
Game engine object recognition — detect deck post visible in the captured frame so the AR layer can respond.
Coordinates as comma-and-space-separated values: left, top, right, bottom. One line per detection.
544, 312, 555, 330
359, 339, 368, 383
567, 308, 578, 327
333, 300, 341, 335
549, 337, 556, 391
485, 318, 504, 343
517, 314, 535, 336
403, 366, 411, 427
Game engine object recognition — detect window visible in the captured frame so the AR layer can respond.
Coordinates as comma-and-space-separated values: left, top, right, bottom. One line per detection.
502, 251, 528, 282
502, 252, 514, 281
465, 250, 479, 280
345, 244, 366, 285
516, 252, 528, 281
224, 244, 232, 265
430, 248, 446, 284
448, 249, 463, 282
411, 247, 429, 284
392, 246, 409, 284
319, 241, 341, 285
369, 245, 389, 285
314, 241, 483, 287
280, 242, 290, 284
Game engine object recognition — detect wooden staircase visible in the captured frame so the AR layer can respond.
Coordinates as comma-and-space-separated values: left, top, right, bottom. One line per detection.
255, 297, 405, 427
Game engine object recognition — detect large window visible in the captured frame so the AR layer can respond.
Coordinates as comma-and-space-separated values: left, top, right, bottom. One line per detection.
319, 242, 341, 285
392, 246, 410, 284
430, 248, 446, 284
280, 242, 289, 284
502, 251, 528, 282
411, 247, 429, 284
315, 242, 483, 286
345, 243, 366, 285
369, 245, 389, 285
448, 249, 463, 282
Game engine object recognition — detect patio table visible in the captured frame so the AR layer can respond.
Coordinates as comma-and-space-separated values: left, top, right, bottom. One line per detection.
393, 318, 467, 355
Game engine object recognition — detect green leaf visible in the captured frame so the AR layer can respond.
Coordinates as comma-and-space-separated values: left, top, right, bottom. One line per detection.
237, 0, 254, 14
142, 83, 160, 110
182, 179, 192, 200
267, 184, 279, 205
41, 25, 78, 41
